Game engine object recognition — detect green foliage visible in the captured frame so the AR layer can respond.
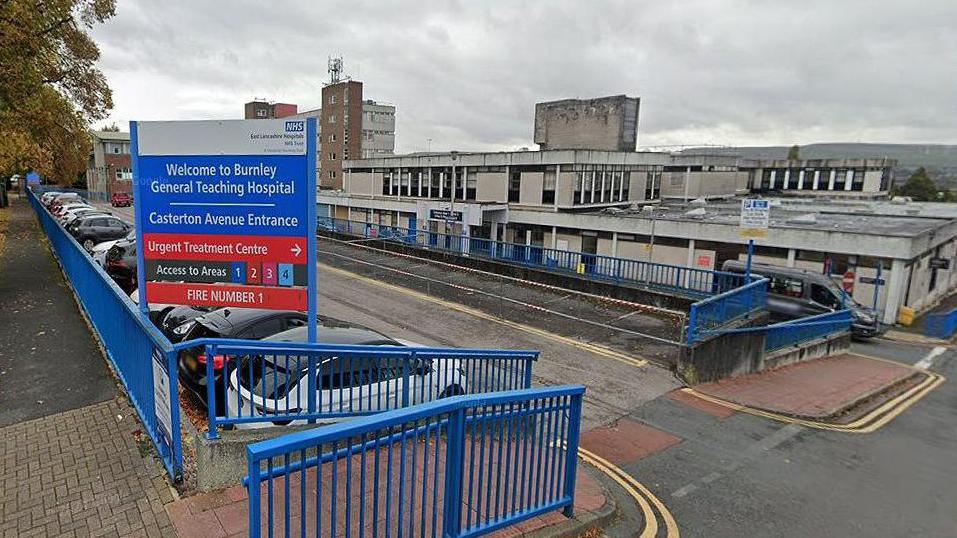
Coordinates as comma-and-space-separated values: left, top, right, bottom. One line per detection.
0, 0, 115, 182
787, 145, 801, 160
894, 167, 950, 202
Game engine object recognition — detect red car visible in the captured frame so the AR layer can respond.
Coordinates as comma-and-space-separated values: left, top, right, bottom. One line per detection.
111, 192, 132, 207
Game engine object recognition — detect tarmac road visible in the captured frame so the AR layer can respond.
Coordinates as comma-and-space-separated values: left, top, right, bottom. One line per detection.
613, 338, 956, 538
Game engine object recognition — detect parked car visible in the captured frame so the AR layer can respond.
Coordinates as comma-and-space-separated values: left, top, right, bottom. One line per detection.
225, 322, 465, 428
176, 308, 310, 403
106, 239, 137, 292
92, 230, 134, 266
721, 260, 884, 338
53, 202, 92, 219
111, 192, 132, 207
160, 305, 213, 342
40, 191, 62, 205
57, 205, 98, 223
49, 193, 84, 210
68, 214, 132, 251
63, 208, 110, 227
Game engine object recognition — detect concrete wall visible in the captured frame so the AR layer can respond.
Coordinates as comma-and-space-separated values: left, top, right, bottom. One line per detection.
660, 171, 746, 199
533, 95, 639, 152
476, 172, 507, 202
519, 172, 544, 205
556, 171, 577, 206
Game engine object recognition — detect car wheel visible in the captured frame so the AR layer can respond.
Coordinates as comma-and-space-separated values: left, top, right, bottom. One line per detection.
82, 238, 95, 251
438, 385, 465, 399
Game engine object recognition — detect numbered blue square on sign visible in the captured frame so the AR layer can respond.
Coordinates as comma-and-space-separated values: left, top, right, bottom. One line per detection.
231, 262, 247, 284
278, 263, 294, 286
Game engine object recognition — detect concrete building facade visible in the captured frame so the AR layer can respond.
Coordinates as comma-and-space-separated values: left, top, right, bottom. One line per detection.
86, 130, 132, 200
321, 149, 941, 325
534, 95, 639, 151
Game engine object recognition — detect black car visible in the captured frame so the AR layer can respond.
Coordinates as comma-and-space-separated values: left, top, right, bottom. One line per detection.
161, 305, 214, 342
177, 308, 309, 403
105, 238, 137, 292
68, 214, 132, 251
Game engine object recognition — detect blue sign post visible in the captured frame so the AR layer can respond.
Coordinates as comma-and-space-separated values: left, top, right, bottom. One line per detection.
131, 119, 318, 340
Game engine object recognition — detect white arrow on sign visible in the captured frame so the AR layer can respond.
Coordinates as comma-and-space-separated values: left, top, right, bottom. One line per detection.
291, 244, 302, 257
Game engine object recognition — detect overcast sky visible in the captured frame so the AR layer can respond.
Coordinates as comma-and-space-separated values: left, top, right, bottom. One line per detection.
90, 0, 957, 152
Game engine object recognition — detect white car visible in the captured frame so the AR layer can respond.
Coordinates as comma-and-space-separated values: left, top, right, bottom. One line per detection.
92, 230, 135, 266
225, 324, 467, 429
53, 202, 92, 219
40, 191, 62, 204
58, 206, 100, 224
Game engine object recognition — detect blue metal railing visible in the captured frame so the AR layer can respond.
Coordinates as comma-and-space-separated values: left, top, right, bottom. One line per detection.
28, 189, 183, 478
765, 309, 853, 351
686, 278, 769, 344
245, 385, 585, 538
318, 217, 746, 298
924, 308, 957, 339
175, 338, 538, 439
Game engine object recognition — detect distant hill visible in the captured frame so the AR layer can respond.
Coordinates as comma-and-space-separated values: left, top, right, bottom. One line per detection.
682, 143, 957, 188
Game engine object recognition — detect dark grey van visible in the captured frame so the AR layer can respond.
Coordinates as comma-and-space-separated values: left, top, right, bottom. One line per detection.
721, 260, 884, 339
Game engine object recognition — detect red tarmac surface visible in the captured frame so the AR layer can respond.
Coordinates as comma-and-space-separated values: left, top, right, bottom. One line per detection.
694, 354, 919, 418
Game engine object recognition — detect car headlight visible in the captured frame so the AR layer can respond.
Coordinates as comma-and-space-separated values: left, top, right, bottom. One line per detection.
172, 321, 195, 335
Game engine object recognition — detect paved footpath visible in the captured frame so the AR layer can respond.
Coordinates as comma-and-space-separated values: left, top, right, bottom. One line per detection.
0, 197, 176, 537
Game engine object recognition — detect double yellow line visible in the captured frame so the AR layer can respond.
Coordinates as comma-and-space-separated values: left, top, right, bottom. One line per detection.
575, 446, 680, 538
320, 262, 648, 368
681, 370, 945, 433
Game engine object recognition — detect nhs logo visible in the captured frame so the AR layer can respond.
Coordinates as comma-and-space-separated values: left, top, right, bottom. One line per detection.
285, 121, 305, 132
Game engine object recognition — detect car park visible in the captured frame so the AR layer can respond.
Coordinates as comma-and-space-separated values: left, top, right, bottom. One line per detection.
48, 193, 84, 210
224, 322, 465, 428
721, 260, 885, 338
68, 214, 132, 251
110, 192, 132, 207
176, 308, 310, 404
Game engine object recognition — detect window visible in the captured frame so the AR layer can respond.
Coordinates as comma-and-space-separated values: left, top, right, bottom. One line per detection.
466, 170, 477, 200
508, 171, 521, 203
328, 134, 336, 142
542, 169, 556, 204
329, 94, 337, 105
328, 170, 336, 179
769, 276, 804, 298
329, 115, 336, 124
256, 109, 266, 118
811, 284, 840, 309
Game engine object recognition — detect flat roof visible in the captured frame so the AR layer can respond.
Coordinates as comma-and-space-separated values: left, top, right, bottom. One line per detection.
589, 197, 954, 238
90, 130, 130, 141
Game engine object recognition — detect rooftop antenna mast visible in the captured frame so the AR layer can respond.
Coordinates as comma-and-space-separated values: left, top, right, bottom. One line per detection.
327, 56, 348, 84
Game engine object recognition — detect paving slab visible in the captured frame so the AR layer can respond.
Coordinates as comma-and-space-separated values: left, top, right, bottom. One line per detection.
694, 354, 919, 418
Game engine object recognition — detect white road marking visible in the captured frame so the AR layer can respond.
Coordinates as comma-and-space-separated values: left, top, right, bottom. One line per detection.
669, 423, 804, 499
915, 346, 947, 370
671, 484, 698, 498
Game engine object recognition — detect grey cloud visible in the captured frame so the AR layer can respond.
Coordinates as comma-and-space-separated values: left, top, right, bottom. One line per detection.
90, 0, 957, 150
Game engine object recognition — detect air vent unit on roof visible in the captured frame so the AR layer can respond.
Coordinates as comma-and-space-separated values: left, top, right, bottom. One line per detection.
641, 205, 656, 212
787, 213, 817, 224
685, 207, 707, 218
891, 196, 912, 204
690, 197, 707, 205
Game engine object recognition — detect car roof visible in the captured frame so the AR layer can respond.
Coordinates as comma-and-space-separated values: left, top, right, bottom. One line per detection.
196, 308, 304, 334
262, 318, 400, 346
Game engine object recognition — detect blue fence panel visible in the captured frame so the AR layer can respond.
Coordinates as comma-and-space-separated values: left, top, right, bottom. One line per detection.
317, 217, 746, 298
687, 278, 769, 344
175, 338, 539, 438
28, 190, 183, 478
764, 310, 853, 352
245, 385, 584, 538
924, 309, 957, 340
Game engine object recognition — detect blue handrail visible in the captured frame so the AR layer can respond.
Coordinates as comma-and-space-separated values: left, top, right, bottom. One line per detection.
246, 385, 586, 538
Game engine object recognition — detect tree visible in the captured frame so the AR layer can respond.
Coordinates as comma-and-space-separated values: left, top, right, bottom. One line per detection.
895, 167, 941, 201
787, 145, 801, 161
99, 122, 120, 132
0, 0, 115, 183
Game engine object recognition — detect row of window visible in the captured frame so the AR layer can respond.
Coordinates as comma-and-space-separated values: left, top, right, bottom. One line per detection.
572, 170, 633, 205
382, 170, 478, 200
759, 168, 874, 192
